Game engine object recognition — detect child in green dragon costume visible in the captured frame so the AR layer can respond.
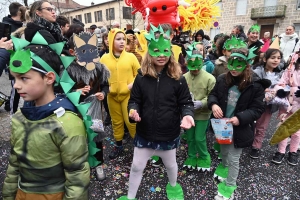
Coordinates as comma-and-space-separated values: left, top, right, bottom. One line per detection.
2, 33, 90, 200
183, 43, 216, 171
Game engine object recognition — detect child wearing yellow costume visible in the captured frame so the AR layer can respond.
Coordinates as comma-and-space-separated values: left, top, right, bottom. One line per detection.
100, 28, 141, 159
135, 30, 148, 59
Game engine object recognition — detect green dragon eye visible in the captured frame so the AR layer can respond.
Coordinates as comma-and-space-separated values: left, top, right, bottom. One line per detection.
9, 50, 33, 74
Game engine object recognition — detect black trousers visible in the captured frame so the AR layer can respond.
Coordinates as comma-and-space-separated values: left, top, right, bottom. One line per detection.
94, 141, 104, 165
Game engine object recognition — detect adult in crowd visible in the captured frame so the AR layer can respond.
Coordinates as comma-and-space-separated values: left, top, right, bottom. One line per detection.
56, 15, 70, 36
231, 25, 247, 41
112, 21, 120, 29
247, 24, 264, 65
260, 31, 271, 45
0, 38, 13, 77
279, 25, 299, 62
247, 24, 263, 55
2, 2, 26, 115
90, 24, 97, 34
2, 2, 26, 32
25, 0, 63, 44
194, 29, 210, 50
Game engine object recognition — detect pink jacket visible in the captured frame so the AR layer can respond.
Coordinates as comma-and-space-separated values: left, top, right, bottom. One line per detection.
278, 65, 300, 113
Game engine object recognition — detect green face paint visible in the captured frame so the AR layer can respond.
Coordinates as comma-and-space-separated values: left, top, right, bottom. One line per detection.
187, 57, 203, 71
227, 56, 247, 72
148, 34, 171, 57
9, 50, 33, 74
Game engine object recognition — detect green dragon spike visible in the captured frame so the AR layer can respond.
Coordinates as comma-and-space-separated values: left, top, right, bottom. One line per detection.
223, 36, 247, 50
249, 24, 260, 33
146, 24, 172, 57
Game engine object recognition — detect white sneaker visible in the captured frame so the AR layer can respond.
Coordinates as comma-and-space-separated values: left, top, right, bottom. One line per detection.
214, 193, 234, 200
96, 165, 106, 181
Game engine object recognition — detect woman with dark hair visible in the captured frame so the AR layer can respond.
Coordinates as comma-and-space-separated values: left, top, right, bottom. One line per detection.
25, 0, 63, 44
194, 29, 210, 49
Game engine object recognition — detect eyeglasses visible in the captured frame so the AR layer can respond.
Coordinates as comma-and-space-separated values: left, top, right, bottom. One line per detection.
39, 7, 56, 12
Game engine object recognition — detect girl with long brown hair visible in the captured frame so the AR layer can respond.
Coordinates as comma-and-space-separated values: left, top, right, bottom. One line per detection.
118, 25, 194, 200
208, 46, 269, 199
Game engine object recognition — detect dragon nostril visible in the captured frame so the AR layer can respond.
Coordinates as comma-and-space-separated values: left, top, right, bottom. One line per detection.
12, 60, 22, 67
162, 5, 167, 10
152, 7, 157, 12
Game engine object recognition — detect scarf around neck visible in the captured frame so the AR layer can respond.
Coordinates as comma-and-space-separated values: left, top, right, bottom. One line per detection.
33, 14, 64, 42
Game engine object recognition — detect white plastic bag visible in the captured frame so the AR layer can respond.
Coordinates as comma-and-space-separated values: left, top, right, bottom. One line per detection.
84, 95, 106, 141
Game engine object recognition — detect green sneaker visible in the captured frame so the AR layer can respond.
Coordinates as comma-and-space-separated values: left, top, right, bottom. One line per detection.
151, 155, 160, 162
166, 182, 184, 200
117, 196, 137, 200
183, 157, 197, 169
214, 163, 228, 182
214, 182, 236, 200
197, 156, 211, 172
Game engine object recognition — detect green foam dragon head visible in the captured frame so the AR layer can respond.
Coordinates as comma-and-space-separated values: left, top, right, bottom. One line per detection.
145, 24, 171, 57
223, 36, 247, 50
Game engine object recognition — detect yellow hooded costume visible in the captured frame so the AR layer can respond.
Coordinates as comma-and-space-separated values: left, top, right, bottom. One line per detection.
135, 30, 148, 59
100, 28, 140, 141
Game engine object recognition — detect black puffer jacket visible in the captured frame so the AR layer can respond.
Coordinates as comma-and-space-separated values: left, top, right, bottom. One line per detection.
2, 15, 23, 33
208, 73, 270, 148
128, 68, 194, 142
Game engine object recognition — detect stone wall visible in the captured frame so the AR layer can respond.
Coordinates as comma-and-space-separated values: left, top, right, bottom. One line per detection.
215, 0, 300, 37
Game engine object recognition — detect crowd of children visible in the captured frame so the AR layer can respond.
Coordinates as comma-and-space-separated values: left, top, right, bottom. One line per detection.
1, 1, 300, 199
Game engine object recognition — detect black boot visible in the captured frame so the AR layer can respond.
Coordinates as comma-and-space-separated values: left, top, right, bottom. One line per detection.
109, 145, 123, 159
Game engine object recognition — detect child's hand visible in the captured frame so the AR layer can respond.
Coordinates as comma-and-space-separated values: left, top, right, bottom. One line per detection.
95, 92, 105, 100
128, 83, 133, 90
77, 86, 90, 95
212, 104, 223, 118
180, 115, 195, 129
129, 109, 141, 122
227, 117, 240, 126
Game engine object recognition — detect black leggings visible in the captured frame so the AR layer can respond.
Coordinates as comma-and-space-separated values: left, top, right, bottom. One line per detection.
94, 141, 104, 165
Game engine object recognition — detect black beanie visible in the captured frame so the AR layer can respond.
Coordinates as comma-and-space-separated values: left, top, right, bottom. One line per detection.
125, 29, 135, 35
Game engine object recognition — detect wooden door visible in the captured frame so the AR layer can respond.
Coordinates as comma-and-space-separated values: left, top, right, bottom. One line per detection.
260, 25, 274, 39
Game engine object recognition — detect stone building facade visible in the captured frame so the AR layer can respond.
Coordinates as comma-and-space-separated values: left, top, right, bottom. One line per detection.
213, 0, 300, 38
62, 0, 144, 31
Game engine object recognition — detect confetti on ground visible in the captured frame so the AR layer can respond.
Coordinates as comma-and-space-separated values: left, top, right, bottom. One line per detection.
0, 104, 299, 200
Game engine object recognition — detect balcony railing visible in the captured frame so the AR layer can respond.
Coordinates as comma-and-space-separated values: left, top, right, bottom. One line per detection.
251, 5, 287, 20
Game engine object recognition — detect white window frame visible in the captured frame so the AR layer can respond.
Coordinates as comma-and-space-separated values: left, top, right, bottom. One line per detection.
297, 0, 300, 10
236, 0, 247, 16
294, 23, 300, 36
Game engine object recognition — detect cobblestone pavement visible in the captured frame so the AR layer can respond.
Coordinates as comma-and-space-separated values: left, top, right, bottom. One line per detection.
0, 74, 299, 200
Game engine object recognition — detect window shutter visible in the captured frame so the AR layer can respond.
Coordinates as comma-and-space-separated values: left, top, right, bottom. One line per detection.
236, 0, 247, 15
